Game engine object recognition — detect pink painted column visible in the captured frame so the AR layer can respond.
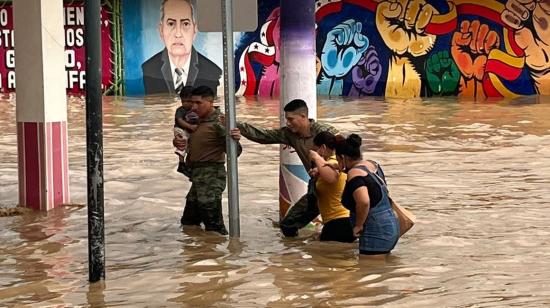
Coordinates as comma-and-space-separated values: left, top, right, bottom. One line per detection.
14, 0, 69, 211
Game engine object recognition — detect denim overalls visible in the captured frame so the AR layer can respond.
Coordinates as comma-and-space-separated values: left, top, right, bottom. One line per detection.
351, 164, 400, 254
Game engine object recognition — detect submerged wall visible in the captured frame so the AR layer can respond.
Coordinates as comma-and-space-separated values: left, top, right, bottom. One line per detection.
0, 0, 548, 98
237, 0, 549, 99
0, 0, 120, 95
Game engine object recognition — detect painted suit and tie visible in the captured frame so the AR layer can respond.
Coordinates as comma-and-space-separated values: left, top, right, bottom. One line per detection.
142, 47, 221, 95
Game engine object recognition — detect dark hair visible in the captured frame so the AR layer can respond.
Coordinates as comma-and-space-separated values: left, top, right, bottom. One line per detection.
284, 99, 309, 116
179, 85, 194, 101
335, 134, 362, 160
191, 85, 215, 100
313, 131, 338, 149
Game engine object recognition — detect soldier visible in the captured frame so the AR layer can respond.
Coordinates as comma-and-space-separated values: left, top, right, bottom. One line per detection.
177, 86, 242, 235
235, 99, 340, 237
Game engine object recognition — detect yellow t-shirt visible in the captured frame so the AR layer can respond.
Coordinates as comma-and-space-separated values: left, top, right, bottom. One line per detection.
315, 156, 350, 223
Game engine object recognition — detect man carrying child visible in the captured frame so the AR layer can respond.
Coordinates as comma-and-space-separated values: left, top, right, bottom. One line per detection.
177, 86, 242, 235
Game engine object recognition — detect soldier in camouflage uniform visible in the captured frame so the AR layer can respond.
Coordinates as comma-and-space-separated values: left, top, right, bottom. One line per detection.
236, 99, 340, 237
179, 86, 242, 235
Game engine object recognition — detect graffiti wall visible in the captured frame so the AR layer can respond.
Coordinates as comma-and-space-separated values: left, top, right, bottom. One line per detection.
0, 0, 121, 95
237, 0, 550, 98
1, 0, 548, 98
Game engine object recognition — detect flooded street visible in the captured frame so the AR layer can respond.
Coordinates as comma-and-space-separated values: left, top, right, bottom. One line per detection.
1, 95, 550, 307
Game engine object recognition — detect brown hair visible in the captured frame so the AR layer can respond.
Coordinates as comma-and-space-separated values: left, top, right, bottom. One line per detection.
313, 131, 339, 149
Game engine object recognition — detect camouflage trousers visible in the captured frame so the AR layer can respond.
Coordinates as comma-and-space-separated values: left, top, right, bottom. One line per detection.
279, 193, 320, 237
181, 162, 228, 235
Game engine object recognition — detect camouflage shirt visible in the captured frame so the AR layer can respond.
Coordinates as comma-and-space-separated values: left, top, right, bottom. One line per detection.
237, 119, 339, 168
188, 107, 242, 164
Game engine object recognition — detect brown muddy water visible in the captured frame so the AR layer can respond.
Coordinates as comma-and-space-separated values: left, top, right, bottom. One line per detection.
1, 94, 550, 307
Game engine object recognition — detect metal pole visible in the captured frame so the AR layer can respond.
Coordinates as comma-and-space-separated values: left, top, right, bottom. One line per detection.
221, 0, 240, 237
85, 0, 105, 282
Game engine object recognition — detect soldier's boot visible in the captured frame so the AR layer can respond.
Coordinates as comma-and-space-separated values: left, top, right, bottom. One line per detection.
202, 199, 228, 235
278, 194, 319, 237
181, 200, 202, 226
280, 226, 299, 237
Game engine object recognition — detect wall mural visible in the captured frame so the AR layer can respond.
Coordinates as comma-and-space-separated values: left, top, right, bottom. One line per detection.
237, 0, 550, 98
0, 0, 547, 99
0, 0, 122, 95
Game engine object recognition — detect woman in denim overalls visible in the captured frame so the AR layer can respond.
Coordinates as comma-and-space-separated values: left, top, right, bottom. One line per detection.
335, 134, 399, 255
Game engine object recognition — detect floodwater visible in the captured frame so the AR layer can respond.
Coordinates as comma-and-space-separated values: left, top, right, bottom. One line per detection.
1, 94, 550, 307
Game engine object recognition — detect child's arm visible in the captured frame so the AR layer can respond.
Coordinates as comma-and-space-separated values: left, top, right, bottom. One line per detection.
176, 117, 197, 132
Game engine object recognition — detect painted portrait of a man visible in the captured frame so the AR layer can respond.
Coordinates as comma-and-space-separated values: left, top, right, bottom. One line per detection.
141, 0, 222, 95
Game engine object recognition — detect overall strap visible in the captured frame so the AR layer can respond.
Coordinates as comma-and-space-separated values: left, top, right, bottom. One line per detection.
351, 164, 392, 212
366, 159, 379, 167
351, 164, 388, 194
367, 160, 386, 183
351, 164, 370, 173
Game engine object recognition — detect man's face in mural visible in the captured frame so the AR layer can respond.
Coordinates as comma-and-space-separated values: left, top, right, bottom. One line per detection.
159, 0, 197, 62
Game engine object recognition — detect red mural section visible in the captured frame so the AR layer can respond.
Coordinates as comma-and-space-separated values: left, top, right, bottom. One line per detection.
0, 2, 113, 95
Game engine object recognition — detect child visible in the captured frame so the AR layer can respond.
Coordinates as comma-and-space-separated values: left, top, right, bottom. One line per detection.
174, 86, 199, 175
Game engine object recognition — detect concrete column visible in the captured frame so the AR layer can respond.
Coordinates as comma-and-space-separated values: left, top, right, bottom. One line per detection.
14, 0, 69, 211
279, 0, 317, 217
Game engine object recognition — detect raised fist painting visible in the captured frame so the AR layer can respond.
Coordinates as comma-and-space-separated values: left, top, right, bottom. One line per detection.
451, 20, 500, 99
426, 50, 460, 96
376, 0, 437, 56
349, 46, 382, 96
501, 0, 550, 94
319, 19, 370, 95
376, 0, 438, 97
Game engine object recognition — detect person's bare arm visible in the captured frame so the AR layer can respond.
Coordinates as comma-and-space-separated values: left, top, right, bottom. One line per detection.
347, 169, 371, 237
309, 150, 339, 184
352, 186, 370, 237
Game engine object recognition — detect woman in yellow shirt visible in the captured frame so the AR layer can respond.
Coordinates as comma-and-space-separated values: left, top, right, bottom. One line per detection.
309, 131, 355, 242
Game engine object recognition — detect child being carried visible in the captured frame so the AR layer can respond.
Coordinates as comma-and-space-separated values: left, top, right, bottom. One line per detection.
174, 86, 199, 175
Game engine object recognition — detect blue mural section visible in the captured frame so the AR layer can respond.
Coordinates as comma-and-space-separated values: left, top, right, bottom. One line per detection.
121, 0, 146, 96
122, 0, 224, 96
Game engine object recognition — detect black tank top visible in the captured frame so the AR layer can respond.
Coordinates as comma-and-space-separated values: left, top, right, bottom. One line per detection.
341, 162, 386, 213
